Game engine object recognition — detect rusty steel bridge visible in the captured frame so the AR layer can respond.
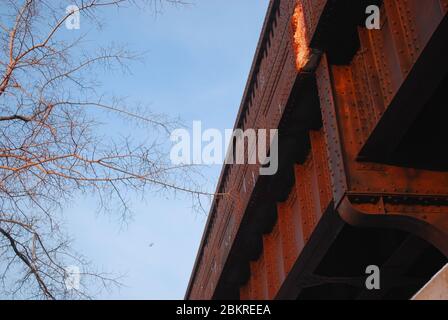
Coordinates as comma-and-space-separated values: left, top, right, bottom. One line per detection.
186, 0, 448, 300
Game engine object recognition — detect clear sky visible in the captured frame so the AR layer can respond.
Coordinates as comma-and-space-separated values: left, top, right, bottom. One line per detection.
63, 0, 270, 299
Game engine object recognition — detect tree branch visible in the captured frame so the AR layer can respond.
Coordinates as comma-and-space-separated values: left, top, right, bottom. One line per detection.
0, 114, 32, 122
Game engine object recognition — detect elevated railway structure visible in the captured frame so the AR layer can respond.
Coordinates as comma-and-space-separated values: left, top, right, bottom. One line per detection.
186, 0, 448, 300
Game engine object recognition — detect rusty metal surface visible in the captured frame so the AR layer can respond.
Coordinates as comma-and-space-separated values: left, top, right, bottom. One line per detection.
262, 224, 285, 299
300, 0, 327, 44
359, 6, 448, 163
315, 54, 348, 206
187, 0, 448, 300
315, 0, 448, 261
239, 128, 333, 299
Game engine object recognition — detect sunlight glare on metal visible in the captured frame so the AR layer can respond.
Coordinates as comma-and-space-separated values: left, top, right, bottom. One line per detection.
292, 3, 310, 71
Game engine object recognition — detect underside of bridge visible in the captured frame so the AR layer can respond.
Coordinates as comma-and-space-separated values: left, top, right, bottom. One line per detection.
186, 0, 448, 300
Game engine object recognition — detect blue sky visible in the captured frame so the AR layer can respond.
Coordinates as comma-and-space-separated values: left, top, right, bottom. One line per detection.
63, 0, 270, 299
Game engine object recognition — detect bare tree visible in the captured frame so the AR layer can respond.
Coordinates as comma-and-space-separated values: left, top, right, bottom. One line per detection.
0, 0, 212, 300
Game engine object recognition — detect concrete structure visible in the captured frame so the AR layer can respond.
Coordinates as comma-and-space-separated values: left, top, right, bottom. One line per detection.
186, 0, 448, 300
413, 264, 448, 300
